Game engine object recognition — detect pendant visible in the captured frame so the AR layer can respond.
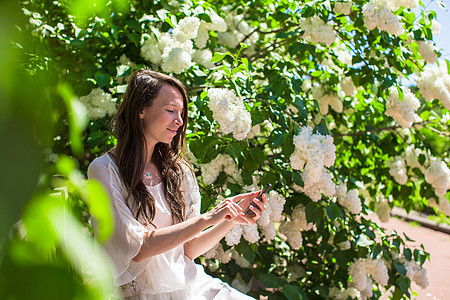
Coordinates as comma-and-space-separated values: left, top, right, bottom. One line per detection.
145, 172, 150, 177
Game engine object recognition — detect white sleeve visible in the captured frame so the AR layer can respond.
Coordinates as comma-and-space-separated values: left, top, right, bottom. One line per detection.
180, 166, 201, 220
87, 157, 152, 286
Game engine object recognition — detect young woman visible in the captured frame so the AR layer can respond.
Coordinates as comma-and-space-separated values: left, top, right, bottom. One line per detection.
87, 69, 266, 299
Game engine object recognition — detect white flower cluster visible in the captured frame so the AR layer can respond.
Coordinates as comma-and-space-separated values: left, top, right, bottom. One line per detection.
387, 156, 408, 185
416, 40, 438, 64
299, 16, 336, 46
333, 44, 353, 66
333, 2, 353, 15
279, 204, 313, 250
192, 49, 214, 69
200, 153, 241, 185
417, 64, 450, 110
140, 9, 228, 73
424, 157, 450, 197
230, 249, 251, 268
395, 255, 429, 289
431, 20, 441, 36
79, 88, 116, 120
328, 286, 360, 300
231, 274, 251, 294
225, 225, 243, 246
362, 1, 404, 36
290, 126, 337, 201
225, 223, 260, 247
403, 145, 423, 171
348, 258, 389, 296
375, 196, 391, 222
312, 85, 343, 115
339, 77, 356, 96
207, 88, 252, 140
257, 190, 286, 240
195, 9, 227, 48
217, 14, 258, 49
429, 196, 450, 216
172, 17, 201, 41
336, 184, 362, 214
203, 242, 232, 263
385, 86, 421, 128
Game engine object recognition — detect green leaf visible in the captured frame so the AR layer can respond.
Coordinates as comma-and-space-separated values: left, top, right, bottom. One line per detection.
326, 203, 341, 221
210, 52, 230, 63
85, 180, 114, 242
396, 276, 410, 297
393, 261, 407, 276
256, 273, 287, 288
283, 284, 308, 300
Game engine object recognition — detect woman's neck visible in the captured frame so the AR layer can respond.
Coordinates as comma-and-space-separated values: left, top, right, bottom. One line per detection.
144, 140, 157, 168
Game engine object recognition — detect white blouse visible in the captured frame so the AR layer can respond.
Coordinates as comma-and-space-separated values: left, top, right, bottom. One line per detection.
87, 153, 254, 300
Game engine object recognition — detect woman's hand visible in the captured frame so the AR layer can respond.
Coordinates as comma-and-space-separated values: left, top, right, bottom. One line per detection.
203, 197, 246, 226
229, 191, 267, 225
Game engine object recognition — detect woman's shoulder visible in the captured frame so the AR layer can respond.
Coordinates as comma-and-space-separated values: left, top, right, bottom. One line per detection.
87, 152, 116, 178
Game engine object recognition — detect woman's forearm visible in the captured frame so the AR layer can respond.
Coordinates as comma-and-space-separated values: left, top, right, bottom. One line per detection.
133, 215, 213, 262
183, 220, 236, 260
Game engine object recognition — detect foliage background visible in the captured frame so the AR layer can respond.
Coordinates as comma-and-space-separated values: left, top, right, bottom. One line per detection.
0, 0, 449, 299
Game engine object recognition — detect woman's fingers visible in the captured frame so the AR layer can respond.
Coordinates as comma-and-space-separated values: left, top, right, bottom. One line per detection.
231, 191, 258, 204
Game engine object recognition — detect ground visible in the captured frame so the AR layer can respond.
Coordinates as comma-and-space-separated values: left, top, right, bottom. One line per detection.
374, 214, 450, 299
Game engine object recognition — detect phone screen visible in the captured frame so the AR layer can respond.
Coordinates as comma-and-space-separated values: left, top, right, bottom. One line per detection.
244, 184, 272, 217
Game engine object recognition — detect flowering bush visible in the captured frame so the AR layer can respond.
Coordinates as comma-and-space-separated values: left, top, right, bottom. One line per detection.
4, 0, 449, 299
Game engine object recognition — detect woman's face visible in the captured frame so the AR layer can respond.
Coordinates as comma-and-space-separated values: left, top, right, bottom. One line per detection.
139, 84, 185, 147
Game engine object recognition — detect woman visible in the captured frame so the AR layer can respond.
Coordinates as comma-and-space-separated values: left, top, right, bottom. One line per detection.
87, 69, 266, 299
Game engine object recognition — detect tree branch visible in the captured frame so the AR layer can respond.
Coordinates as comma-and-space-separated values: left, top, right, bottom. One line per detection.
332, 120, 434, 137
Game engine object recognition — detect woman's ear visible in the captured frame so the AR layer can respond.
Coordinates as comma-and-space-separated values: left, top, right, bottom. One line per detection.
139, 108, 146, 120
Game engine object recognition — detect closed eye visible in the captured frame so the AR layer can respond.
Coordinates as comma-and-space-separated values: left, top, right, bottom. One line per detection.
166, 110, 174, 113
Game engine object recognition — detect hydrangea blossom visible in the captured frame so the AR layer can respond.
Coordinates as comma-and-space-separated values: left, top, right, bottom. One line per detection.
340, 77, 356, 96
312, 85, 343, 115
225, 225, 243, 246
172, 17, 200, 41
203, 242, 232, 263
416, 40, 438, 64
230, 249, 251, 268
385, 86, 421, 128
194, 9, 227, 48
417, 64, 450, 110
424, 157, 450, 197
362, 1, 404, 36
207, 88, 252, 140
375, 196, 391, 222
395, 255, 429, 289
299, 16, 336, 46
279, 204, 313, 249
429, 196, 450, 216
403, 145, 423, 171
192, 49, 213, 68
387, 156, 408, 185
242, 224, 260, 244
217, 14, 258, 49
334, 2, 353, 15
365, 258, 389, 285
141, 34, 162, 65
200, 153, 241, 185
328, 287, 361, 300
348, 258, 368, 291
431, 20, 441, 35
79, 88, 116, 120
336, 185, 362, 214
290, 126, 337, 201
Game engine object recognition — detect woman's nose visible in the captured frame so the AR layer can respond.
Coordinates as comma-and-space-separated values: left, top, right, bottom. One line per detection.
174, 114, 183, 126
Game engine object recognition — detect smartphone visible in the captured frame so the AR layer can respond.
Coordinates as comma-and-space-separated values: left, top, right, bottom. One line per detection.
244, 184, 272, 217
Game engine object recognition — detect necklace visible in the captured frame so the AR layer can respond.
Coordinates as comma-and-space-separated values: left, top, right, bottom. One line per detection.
145, 171, 151, 177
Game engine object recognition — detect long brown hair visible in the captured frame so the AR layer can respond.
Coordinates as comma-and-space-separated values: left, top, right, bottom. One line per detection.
111, 69, 189, 225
